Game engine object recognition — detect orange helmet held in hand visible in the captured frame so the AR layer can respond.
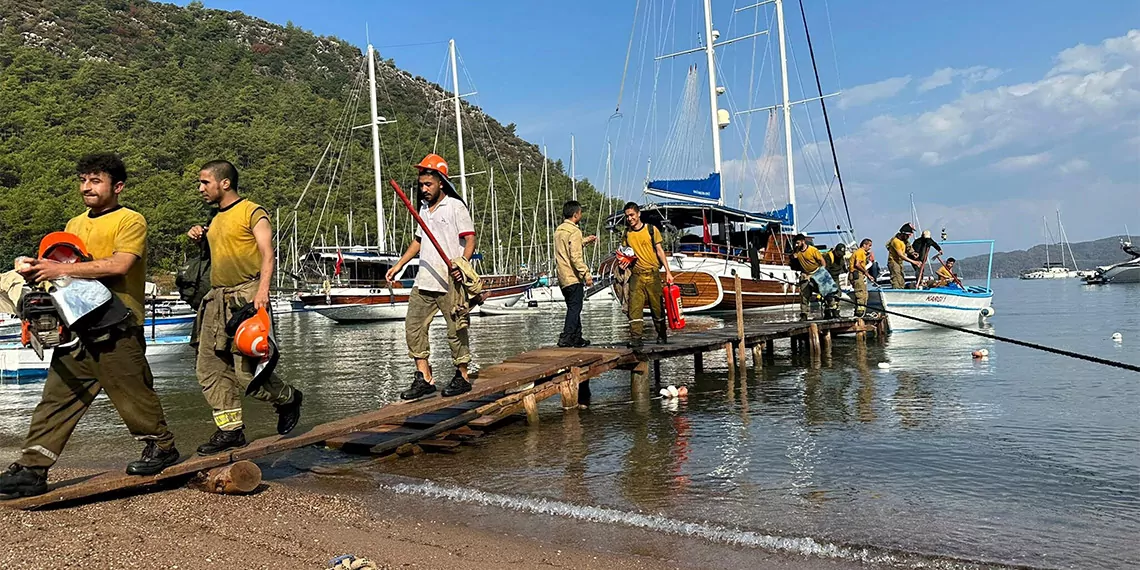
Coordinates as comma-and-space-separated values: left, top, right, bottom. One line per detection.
415, 153, 449, 178
234, 306, 272, 358
38, 232, 90, 263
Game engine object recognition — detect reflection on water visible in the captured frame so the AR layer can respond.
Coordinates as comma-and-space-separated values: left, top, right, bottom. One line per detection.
1, 281, 1137, 568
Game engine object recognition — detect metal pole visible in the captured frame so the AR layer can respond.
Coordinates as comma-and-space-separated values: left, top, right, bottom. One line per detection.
449, 39, 468, 204
702, 0, 723, 179
775, 0, 797, 231
366, 45, 387, 253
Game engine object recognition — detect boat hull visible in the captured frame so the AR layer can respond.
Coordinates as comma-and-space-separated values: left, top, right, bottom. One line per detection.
307, 279, 536, 323
869, 287, 993, 331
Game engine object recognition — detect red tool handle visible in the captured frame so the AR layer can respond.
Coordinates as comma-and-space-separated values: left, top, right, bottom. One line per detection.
388, 179, 452, 269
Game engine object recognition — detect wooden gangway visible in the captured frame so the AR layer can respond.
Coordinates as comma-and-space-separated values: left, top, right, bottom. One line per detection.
2, 315, 881, 510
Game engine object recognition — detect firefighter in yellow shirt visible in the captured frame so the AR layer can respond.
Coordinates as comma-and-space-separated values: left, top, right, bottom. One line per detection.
933, 257, 963, 288
887, 223, 921, 288
792, 234, 826, 320
1, 154, 178, 498
619, 202, 673, 349
848, 239, 874, 317
188, 160, 302, 456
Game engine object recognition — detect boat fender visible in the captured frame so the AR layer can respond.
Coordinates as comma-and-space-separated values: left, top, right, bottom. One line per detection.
1112, 332, 1122, 343
979, 307, 995, 318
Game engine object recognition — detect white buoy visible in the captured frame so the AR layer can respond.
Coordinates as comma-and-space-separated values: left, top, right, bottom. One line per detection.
877, 362, 890, 369
1112, 332, 1122, 343
660, 388, 672, 398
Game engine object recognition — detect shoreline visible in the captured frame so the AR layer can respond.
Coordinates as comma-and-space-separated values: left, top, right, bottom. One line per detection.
0, 463, 896, 570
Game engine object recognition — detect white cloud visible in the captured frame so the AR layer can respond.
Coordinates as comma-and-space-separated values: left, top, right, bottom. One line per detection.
832, 30, 1140, 168
918, 66, 1004, 92
837, 76, 911, 109
1057, 158, 1090, 174
992, 152, 1051, 171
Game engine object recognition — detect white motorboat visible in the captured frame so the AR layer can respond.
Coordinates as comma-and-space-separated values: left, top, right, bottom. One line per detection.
1084, 239, 1140, 284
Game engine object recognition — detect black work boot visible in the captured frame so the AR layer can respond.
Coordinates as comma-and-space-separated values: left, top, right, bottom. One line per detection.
799, 312, 810, 321
0, 463, 48, 497
274, 389, 303, 435
557, 335, 573, 348
627, 337, 644, 350
196, 428, 248, 456
441, 370, 472, 397
126, 441, 180, 476
572, 337, 591, 348
400, 371, 436, 400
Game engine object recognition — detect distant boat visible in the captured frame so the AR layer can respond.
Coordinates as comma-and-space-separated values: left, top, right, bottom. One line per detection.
1020, 212, 1082, 279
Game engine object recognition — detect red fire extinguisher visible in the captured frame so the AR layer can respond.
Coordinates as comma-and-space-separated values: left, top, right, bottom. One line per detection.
663, 282, 686, 330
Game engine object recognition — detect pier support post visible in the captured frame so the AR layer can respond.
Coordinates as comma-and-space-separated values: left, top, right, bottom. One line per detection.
559, 368, 581, 410
766, 339, 775, 362
734, 274, 746, 366
694, 352, 703, 374
808, 323, 821, 360
724, 342, 735, 368
822, 328, 832, 355
752, 346, 762, 369
191, 461, 262, 495
653, 360, 661, 386
523, 393, 540, 425
855, 318, 866, 343
630, 360, 650, 400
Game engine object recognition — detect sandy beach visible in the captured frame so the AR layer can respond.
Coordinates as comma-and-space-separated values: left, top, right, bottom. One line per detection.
0, 464, 884, 570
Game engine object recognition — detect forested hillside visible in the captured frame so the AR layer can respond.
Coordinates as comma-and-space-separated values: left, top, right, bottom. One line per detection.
0, 0, 612, 274
955, 235, 1134, 279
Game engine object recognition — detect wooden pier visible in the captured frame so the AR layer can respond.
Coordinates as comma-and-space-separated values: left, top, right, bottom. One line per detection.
1, 315, 882, 510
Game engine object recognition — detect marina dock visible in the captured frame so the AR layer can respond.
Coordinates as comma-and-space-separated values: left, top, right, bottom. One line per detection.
1, 315, 883, 510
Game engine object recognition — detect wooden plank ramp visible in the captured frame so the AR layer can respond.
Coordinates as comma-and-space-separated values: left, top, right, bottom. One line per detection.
0, 316, 878, 510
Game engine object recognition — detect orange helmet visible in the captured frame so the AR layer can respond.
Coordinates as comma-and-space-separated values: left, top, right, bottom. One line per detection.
415, 153, 449, 178
38, 232, 90, 263
234, 307, 272, 358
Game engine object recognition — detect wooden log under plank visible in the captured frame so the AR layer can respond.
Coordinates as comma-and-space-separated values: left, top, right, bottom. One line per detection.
189, 461, 261, 495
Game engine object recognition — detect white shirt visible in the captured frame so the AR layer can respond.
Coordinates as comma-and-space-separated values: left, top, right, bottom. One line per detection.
414, 195, 475, 292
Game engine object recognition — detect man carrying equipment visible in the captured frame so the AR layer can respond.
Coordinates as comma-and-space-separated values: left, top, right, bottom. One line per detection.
385, 154, 477, 400
791, 234, 827, 321
849, 239, 874, 317
887, 223, 921, 289
619, 202, 673, 349
188, 160, 302, 455
1, 153, 178, 497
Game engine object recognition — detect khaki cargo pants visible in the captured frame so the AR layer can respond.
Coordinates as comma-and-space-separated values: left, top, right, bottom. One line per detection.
851, 273, 868, 316
406, 284, 471, 366
627, 270, 666, 341
19, 328, 175, 468
196, 284, 295, 431
888, 259, 906, 289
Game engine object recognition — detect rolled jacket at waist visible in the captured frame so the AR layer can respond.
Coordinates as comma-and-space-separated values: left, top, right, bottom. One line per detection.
192, 279, 259, 352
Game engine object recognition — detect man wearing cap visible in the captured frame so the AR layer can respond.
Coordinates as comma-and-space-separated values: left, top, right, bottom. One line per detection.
911, 229, 943, 283
791, 234, 827, 320
386, 154, 477, 400
187, 160, 302, 456
1, 153, 179, 498
887, 223, 922, 289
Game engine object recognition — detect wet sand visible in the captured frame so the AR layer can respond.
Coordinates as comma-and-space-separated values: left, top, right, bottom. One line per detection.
0, 464, 886, 570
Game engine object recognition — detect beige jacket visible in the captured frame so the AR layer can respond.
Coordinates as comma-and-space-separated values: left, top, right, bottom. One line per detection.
554, 220, 590, 287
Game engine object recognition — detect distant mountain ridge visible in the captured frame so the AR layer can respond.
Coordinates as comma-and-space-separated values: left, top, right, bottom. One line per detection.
954, 235, 1134, 279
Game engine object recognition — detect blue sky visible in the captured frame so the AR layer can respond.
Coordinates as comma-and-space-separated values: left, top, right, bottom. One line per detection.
183, 1, 1138, 253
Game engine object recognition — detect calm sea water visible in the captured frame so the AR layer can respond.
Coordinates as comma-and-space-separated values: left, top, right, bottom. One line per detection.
1, 279, 1136, 568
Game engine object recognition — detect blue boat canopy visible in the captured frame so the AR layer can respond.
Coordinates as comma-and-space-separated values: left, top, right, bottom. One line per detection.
646, 173, 721, 204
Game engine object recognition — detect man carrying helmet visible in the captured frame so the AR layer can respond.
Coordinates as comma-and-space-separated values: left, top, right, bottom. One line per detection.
619, 202, 673, 349
188, 160, 302, 455
385, 154, 476, 400
1, 153, 179, 498
791, 234, 826, 321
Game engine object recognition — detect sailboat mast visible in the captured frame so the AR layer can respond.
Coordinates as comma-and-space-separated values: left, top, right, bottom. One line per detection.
274, 208, 280, 289
775, 0, 797, 231
702, 0, 723, 181
490, 167, 499, 275
1043, 216, 1051, 266
517, 163, 524, 273
366, 45, 387, 253
570, 134, 577, 200
449, 39, 469, 204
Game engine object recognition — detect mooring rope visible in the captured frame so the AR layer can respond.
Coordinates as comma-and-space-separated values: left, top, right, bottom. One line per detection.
753, 271, 1140, 374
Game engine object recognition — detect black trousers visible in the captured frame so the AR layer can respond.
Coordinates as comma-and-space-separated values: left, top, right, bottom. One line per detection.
560, 283, 585, 342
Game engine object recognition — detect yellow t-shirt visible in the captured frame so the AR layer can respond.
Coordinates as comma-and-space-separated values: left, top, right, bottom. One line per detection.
208, 199, 270, 287
887, 236, 908, 263
849, 247, 868, 273
794, 245, 826, 274
935, 265, 954, 286
623, 224, 662, 274
64, 207, 147, 327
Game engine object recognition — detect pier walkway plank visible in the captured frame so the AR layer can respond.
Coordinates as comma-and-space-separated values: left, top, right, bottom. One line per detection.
1, 316, 875, 510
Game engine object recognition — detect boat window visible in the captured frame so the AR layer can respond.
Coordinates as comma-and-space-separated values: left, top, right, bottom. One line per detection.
399, 265, 419, 280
